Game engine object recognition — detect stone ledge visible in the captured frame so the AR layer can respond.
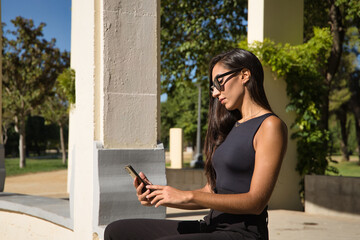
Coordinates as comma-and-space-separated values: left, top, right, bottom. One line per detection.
0, 193, 72, 229
305, 175, 360, 218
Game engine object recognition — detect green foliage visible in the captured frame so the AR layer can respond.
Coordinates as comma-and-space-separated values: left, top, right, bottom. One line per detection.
57, 68, 76, 105
2, 16, 69, 167
335, 0, 360, 22
37, 68, 75, 164
240, 28, 334, 188
2, 17, 69, 116
304, 0, 330, 42
329, 114, 358, 155
161, 81, 208, 148
39, 68, 75, 126
161, 0, 247, 93
160, 0, 248, 148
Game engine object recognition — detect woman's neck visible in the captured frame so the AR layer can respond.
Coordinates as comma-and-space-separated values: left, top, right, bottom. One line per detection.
238, 97, 265, 123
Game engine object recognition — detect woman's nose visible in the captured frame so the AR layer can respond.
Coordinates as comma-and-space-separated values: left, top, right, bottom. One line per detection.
211, 87, 220, 98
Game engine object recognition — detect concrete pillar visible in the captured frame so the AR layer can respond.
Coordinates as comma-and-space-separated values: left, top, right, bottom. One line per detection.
70, 0, 164, 238
248, 0, 303, 45
99, 1, 161, 149
248, 0, 303, 210
0, 1, 5, 192
169, 128, 183, 169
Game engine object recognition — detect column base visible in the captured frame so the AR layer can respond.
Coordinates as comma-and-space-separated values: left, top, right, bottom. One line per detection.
93, 142, 166, 227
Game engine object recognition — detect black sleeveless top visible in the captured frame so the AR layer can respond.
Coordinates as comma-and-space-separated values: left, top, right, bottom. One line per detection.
203, 113, 275, 240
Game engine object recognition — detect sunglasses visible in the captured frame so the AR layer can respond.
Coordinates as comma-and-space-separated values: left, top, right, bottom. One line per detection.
210, 68, 243, 93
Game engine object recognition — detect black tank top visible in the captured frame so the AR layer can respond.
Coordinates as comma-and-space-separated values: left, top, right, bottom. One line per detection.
203, 113, 275, 240
212, 113, 274, 193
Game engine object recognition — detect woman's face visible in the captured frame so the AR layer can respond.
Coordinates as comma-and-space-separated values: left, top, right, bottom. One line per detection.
211, 63, 249, 111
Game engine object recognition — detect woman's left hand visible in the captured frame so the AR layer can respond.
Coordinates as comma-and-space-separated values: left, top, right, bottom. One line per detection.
145, 185, 192, 208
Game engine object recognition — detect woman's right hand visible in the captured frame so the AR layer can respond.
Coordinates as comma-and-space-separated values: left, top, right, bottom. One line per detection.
134, 172, 153, 206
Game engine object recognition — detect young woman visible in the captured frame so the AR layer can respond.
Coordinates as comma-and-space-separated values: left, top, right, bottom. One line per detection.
104, 48, 287, 240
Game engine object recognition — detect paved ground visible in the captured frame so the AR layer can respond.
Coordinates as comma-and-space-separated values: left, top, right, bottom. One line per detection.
4, 170, 360, 240
4, 170, 69, 199
166, 208, 360, 240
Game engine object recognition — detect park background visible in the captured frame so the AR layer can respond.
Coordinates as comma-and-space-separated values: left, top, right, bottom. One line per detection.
1, 0, 359, 177
0, 0, 360, 239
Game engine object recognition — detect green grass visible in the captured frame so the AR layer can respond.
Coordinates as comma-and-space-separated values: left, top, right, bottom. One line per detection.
327, 158, 360, 177
5, 158, 67, 177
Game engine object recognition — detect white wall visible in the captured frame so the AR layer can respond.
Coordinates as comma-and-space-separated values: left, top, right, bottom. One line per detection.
248, 0, 304, 210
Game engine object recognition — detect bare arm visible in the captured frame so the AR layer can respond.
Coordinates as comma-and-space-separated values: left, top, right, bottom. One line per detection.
161, 184, 213, 210
147, 116, 287, 214
135, 173, 212, 210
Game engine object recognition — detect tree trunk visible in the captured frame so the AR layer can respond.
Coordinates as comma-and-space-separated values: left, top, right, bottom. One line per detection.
15, 117, 27, 168
321, 92, 330, 131
2, 127, 8, 145
322, 0, 345, 130
59, 123, 66, 165
326, 1, 344, 84
349, 71, 360, 164
336, 107, 349, 161
354, 116, 360, 165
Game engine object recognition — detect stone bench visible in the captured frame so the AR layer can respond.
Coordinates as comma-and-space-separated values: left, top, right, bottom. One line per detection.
0, 193, 72, 229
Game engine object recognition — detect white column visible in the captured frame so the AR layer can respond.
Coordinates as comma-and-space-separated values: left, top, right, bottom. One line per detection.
169, 128, 183, 169
70, 0, 163, 238
248, 0, 303, 210
248, 0, 303, 45
70, 0, 96, 238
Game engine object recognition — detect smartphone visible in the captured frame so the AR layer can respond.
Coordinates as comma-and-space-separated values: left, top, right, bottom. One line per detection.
124, 165, 151, 193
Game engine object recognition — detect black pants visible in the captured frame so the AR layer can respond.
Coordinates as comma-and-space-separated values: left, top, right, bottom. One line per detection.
104, 219, 259, 240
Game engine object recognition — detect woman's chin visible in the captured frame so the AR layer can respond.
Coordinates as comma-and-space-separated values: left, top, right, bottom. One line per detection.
224, 103, 236, 111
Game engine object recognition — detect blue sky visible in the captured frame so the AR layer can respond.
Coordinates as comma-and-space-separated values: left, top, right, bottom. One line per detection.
1, 0, 71, 52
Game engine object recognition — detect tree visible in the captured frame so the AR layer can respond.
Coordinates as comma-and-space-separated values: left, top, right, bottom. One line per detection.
346, 26, 360, 163
161, 81, 208, 149
161, 0, 247, 94
304, 0, 360, 163
1, 109, 14, 145
38, 68, 74, 165
160, 0, 248, 150
2, 17, 69, 168
329, 47, 356, 161
349, 70, 360, 164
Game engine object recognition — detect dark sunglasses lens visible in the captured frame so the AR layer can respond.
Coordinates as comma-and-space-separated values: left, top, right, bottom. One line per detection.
214, 79, 221, 91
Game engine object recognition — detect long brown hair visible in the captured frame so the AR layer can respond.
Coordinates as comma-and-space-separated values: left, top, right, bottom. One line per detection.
204, 49, 272, 189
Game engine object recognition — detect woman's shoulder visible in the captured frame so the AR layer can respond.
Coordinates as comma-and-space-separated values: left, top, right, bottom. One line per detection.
261, 113, 288, 136
254, 113, 288, 151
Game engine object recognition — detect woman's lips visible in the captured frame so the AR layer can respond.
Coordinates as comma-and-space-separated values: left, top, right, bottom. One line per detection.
219, 98, 225, 104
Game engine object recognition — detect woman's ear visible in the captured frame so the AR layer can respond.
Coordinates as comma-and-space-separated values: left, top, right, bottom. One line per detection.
241, 68, 251, 85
